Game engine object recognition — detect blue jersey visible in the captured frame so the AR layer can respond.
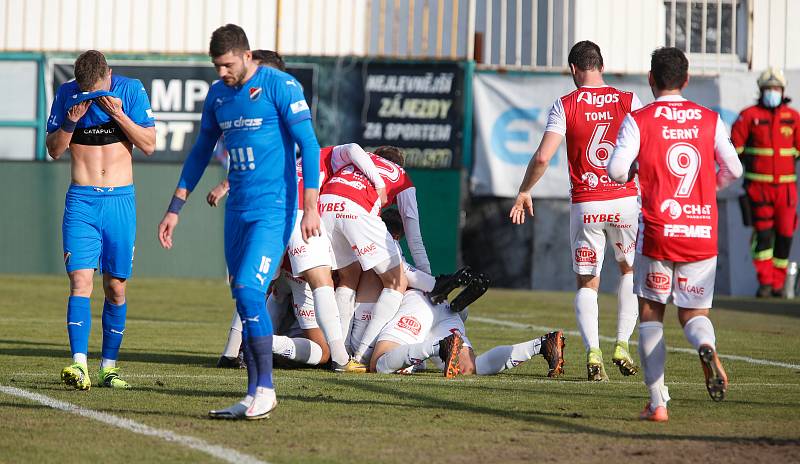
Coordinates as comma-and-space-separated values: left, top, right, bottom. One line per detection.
179, 66, 315, 211
47, 75, 155, 133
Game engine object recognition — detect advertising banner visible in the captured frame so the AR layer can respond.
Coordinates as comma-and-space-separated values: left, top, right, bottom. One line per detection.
50, 60, 315, 162
471, 71, 723, 198
50, 58, 466, 169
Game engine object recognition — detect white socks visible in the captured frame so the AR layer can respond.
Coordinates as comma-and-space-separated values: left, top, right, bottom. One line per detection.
353, 288, 403, 363
335, 287, 356, 342
639, 321, 670, 408
73, 353, 88, 366
222, 309, 243, 358
616, 273, 638, 343
272, 335, 323, 365
475, 338, 543, 375
100, 358, 115, 369
375, 338, 437, 373
312, 286, 349, 365
349, 303, 374, 354
683, 315, 716, 350
575, 287, 600, 350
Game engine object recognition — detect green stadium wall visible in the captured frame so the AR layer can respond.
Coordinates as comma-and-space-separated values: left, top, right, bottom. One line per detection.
0, 162, 460, 277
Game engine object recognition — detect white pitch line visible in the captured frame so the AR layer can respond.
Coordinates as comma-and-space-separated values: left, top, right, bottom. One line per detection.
470, 316, 800, 371
0, 385, 269, 464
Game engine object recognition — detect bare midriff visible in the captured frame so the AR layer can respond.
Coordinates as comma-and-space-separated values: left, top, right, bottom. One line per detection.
69, 141, 134, 187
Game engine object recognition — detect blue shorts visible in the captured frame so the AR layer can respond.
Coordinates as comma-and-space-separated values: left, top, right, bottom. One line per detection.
62, 184, 136, 278
225, 205, 296, 295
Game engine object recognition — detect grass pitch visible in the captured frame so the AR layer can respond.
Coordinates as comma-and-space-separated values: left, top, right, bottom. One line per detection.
1, 274, 799, 463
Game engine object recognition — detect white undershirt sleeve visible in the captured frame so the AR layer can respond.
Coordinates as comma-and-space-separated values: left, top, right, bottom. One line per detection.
713, 115, 743, 189
544, 98, 567, 136
331, 143, 386, 189
630, 93, 644, 111
395, 187, 431, 274
607, 114, 641, 183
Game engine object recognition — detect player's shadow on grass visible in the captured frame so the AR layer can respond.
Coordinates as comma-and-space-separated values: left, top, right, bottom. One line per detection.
716, 297, 800, 319
0, 345, 216, 367
329, 377, 800, 445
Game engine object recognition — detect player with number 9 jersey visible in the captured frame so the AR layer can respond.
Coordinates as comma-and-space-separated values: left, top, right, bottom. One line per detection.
607, 48, 741, 421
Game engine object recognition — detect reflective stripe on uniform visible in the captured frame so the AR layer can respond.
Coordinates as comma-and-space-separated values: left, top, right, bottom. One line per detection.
743, 147, 774, 156
752, 248, 774, 261
779, 148, 799, 157
773, 257, 790, 269
745, 172, 797, 183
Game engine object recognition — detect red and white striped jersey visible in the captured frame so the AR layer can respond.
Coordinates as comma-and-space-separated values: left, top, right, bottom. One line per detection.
546, 86, 640, 203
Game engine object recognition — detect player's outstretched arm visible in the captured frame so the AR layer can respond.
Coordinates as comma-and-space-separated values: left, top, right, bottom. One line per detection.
288, 119, 322, 241
396, 188, 431, 274
510, 131, 563, 224
157, 123, 219, 249
332, 143, 388, 206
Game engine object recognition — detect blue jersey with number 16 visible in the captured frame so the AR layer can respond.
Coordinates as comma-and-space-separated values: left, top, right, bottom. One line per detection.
179, 65, 313, 211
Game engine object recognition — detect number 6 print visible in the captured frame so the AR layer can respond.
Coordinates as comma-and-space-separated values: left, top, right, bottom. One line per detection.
666, 142, 701, 198
586, 123, 614, 169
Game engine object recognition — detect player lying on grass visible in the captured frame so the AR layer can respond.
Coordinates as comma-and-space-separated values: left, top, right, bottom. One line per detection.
320, 146, 432, 369
353, 210, 566, 377
215, 143, 389, 372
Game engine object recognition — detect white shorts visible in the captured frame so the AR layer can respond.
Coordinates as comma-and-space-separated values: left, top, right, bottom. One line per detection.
287, 210, 334, 276
319, 194, 402, 273
349, 302, 375, 353
633, 253, 717, 309
272, 269, 319, 330
377, 290, 472, 348
569, 196, 639, 276
267, 277, 304, 337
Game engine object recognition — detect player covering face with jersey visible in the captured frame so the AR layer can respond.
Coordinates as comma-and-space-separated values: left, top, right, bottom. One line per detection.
47, 49, 156, 391
607, 47, 742, 422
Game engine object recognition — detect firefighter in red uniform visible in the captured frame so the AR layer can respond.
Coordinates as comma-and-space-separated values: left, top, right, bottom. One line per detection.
731, 68, 800, 297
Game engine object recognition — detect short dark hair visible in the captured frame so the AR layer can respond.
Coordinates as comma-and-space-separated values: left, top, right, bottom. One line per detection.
252, 49, 286, 71
568, 41, 603, 71
74, 50, 108, 91
374, 146, 405, 167
380, 208, 404, 239
209, 24, 250, 58
650, 47, 689, 90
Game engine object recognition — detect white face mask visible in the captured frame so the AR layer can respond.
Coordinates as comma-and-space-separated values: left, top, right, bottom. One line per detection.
762, 89, 783, 108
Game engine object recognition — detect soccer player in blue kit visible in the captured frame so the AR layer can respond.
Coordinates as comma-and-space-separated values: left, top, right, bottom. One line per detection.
46, 50, 156, 390
157, 24, 321, 420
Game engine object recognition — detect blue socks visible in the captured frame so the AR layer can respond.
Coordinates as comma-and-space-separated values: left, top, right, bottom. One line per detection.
66, 296, 91, 359
233, 286, 274, 390
101, 300, 127, 361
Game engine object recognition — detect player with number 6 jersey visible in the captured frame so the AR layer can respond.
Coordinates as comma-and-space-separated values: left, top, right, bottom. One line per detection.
510, 41, 642, 381
608, 47, 742, 421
